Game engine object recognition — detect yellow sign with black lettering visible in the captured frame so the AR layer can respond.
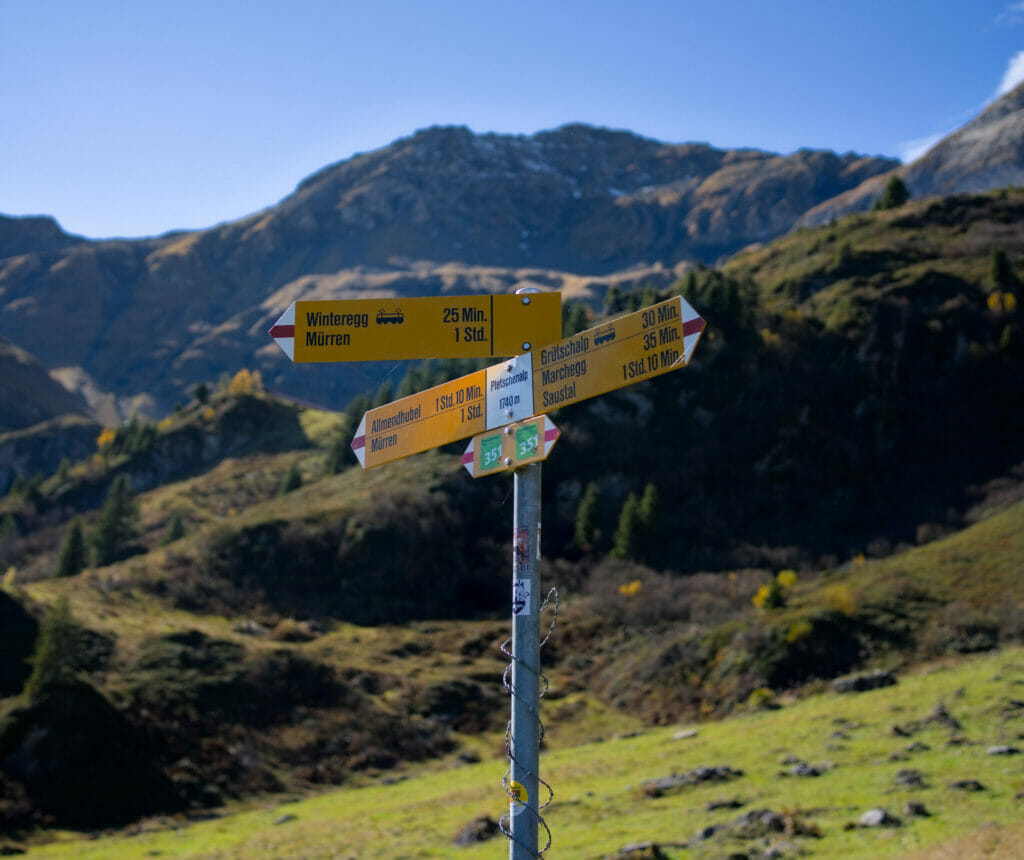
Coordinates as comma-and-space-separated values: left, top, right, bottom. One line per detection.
531, 296, 706, 411
273, 293, 561, 362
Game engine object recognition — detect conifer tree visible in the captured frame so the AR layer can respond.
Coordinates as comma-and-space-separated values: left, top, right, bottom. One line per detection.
990, 247, 1014, 290
90, 474, 139, 566
610, 492, 642, 560
574, 481, 602, 549
373, 379, 395, 409
563, 302, 590, 337
324, 427, 351, 474
161, 511, 186, 545
603, 284, 622, 314
55, 517, 87, 578
279, 461, 302, 495
24, 596, 83, 702
873, 175, 909, 210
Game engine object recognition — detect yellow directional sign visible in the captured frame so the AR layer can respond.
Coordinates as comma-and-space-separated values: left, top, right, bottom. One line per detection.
269, 293, 561, 362
352, 296, 707, 470
532, 296, 705, 412
351, 354, 536, 469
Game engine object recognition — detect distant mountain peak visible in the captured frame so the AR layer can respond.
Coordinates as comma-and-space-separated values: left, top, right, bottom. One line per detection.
797, 80, 1024, 228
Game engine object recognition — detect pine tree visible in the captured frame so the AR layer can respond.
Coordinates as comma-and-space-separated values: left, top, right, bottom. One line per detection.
90, 474, 139, 566
873, 175, 909, 211
563, 302, 589, 337
55, 517, 87, 578
324, 427, 352, 474
193, 381, 210, 404
603, 285, 622, 314
373, 379, 395, 409
279, 461, 302, 495
161, 511, 186, 545
23, 596, 84, 702
638, 482, 660, 534
610, 492, 642, 560
574, 481, 602, 549
990, 247, 1014, 290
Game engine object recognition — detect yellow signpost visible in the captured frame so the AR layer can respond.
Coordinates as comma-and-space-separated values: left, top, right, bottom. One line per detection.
350, 354, 536, 469
274, 289, 708, 857
350, 296, 706, 470
531, 295, 706, 412
269, 293, 561, 362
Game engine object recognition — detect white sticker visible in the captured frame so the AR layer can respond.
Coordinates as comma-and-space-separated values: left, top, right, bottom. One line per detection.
485, 352, 534, 428
513, 579, 531, 615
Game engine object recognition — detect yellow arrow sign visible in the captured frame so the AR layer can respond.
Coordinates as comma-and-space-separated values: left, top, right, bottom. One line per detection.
532, 296, 705, 412
351, 354, 536, 469
269, 293, 561, 362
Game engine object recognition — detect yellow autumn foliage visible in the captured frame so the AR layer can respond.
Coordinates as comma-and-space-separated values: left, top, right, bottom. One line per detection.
618, 579, 643, 598
987, 290, 1017, 313
96, 427, 117, 450
228, 368, 263, 395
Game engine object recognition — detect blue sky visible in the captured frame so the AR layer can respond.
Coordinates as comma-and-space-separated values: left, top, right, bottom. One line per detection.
2, 0, 1023, 239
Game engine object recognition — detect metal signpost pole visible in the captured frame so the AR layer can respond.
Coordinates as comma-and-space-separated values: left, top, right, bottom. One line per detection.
509, 461, 542, 858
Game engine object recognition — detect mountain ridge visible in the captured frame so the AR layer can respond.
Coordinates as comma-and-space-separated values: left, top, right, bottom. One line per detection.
797, 80, 1024, 227
0, 124, 896, 415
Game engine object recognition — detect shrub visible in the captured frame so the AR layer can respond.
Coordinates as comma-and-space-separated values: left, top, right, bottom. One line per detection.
753, 570, 798, 610
618, 579, 643, 598
228, 368, 263, 396
823, 584, 858, 617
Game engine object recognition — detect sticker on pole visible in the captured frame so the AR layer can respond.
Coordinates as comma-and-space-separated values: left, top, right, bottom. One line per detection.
513, 527, 531, 575
512, 579, 531, 616
509, 780, 528, 815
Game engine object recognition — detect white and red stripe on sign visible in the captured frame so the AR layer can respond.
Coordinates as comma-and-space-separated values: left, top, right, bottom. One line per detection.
680, 296, 704, 366
268, 303, 295, 361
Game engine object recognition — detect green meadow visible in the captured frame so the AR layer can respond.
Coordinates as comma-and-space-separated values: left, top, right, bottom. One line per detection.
27, 644, 1024, 859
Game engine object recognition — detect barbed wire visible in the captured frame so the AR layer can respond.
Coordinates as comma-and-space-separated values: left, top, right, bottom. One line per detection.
499, 586, 559, 856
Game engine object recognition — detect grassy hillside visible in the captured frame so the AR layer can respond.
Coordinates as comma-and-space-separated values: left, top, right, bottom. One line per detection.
17, 644, 1024, 858
1, 188, 1022, 847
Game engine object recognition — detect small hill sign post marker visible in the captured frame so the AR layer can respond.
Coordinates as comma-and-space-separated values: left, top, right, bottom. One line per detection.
270, 290, 706, 858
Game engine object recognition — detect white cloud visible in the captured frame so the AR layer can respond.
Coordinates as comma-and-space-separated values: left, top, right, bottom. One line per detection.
996, 49, 1024, 97
996, 2, 1024, 26
898, 131, 946, 164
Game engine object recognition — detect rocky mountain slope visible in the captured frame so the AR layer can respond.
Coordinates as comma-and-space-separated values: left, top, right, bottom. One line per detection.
798, 80, 1024, 227
0, 338, 90, 433
0, 215, 83, 259
0, 125, 895, 415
